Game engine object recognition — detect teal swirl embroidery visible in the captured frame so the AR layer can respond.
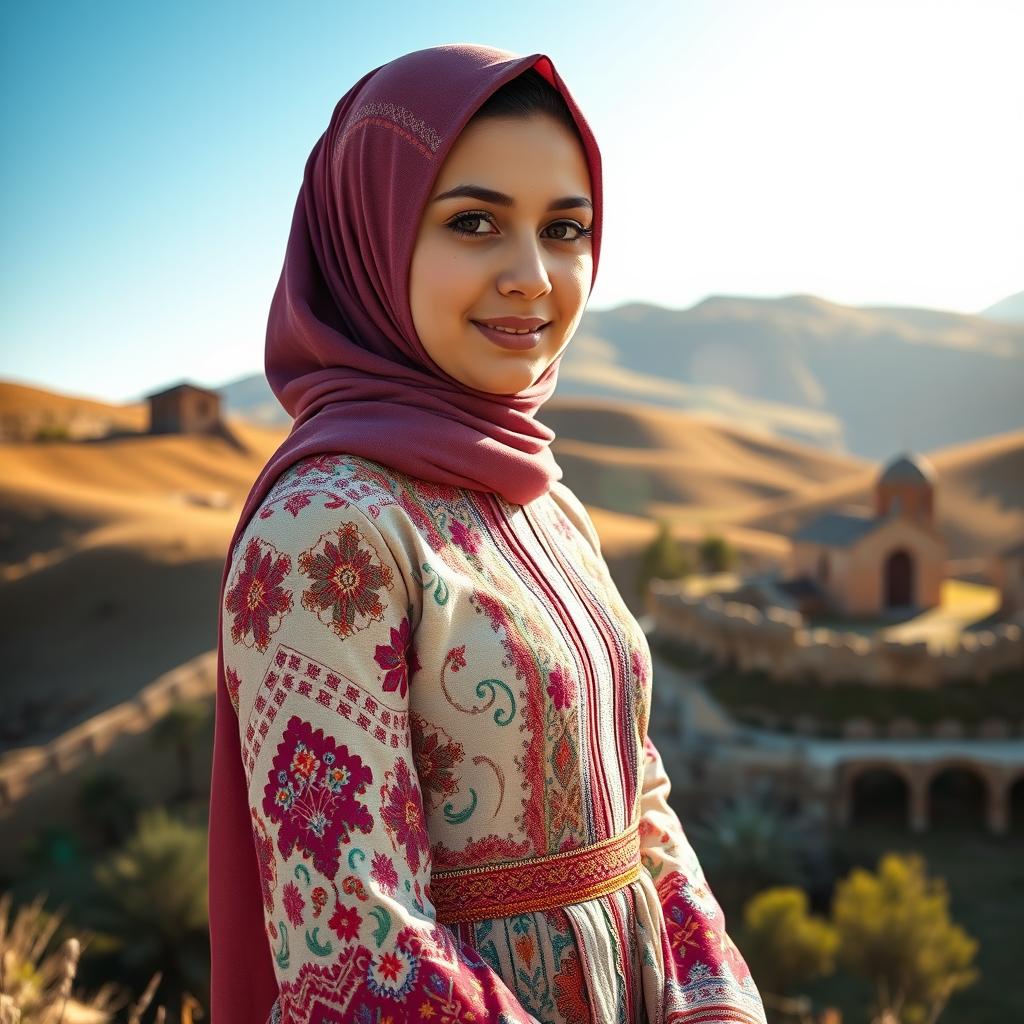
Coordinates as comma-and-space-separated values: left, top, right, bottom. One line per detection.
440, 649, 515, 725
403, 877, 425, 915
275, 922, 289, 969
370, 905, 392, 946
443, 787, 478, 824
305, 926, 333, 957
475, 677, 516, 725
412, 560, 449, 605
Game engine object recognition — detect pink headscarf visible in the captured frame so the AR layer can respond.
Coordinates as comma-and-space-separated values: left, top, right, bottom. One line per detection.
208, 43, 603, 1022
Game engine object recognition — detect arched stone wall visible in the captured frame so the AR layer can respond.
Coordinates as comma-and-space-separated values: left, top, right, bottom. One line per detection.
837, 757, 1016, 835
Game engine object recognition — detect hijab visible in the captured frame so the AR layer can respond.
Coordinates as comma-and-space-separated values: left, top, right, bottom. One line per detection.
208, 43, 603, 1022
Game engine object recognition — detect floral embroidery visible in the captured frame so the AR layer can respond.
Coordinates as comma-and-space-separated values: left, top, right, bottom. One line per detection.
328, 901, 362, 943
374, 614, 421, 698
225, 536, 293, 651
311, 886, 328, 918
449, 517, 482, 554
545, 664, 576, 711
294, 454, 345, 478
366, 944, 418, 999
370, 851, 398, 896
262, 716, 374, 879
380, 757, 430, 873
225, 458, 764, 1023
410, 714, 464, 812
298, 521, 394, 639
551, 947, 591, 1023
251, 807, 277, 913
283, 491, 313, 517
282, 881, 305, 928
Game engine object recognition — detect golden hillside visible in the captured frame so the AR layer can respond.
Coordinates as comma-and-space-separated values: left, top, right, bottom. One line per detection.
2, 381, 1019, 755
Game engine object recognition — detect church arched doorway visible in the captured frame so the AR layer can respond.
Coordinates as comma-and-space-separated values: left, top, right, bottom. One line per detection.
884, 549, 914, 608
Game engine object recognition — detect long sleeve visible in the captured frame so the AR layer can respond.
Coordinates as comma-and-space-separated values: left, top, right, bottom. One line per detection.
637, 735, 767, 1023
221, 494, 540, 1024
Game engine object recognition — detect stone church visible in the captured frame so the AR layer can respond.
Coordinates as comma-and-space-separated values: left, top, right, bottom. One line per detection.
783, 452, 947, 617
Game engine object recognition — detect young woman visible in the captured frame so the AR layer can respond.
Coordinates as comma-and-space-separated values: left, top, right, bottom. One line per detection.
208, 43, 766, 1024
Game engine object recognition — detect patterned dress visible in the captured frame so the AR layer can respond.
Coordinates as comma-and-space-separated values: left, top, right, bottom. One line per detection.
222, 452, 766, 1024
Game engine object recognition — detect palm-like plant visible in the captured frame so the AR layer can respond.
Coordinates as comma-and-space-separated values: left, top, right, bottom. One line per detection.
91, 808, 208, 1007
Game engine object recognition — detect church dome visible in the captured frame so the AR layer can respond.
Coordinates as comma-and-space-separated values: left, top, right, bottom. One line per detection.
879, 452, 936, 487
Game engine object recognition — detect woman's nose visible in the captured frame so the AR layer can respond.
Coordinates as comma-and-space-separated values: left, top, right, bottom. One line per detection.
497, 236, 552, 299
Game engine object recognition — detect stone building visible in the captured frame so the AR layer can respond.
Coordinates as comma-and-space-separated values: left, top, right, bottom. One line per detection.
783, 452, 947, 617
145, 381, 223, 436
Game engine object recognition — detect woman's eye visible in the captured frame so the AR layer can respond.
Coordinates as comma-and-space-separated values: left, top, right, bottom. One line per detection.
544, 221, 590, 242
448, 213, 495, 236
446, 212, 592, 243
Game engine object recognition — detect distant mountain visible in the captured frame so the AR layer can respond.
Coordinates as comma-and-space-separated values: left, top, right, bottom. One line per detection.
219, 374, 292, 427
212, 292, 1024, 459
553, 295, 1024, 460
979, 290, 1024, 323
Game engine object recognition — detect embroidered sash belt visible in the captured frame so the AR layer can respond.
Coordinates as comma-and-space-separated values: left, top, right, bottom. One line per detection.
429, 823, 642, 925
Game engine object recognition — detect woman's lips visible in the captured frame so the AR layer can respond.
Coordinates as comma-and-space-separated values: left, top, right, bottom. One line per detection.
471, 320, 547, 350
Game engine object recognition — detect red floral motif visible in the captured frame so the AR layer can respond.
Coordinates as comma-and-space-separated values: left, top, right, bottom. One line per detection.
250, 807, 276, 914
545, 664, 576, 710
262, 716, 374, 880
655, 868, 753, 981
369, 851, 398, 896
550, 946, 591, 1023
638, 817, 668, 844
380, 757, 430, 873
225, 536, 293, 652
373, 615, 421, 698
298, 521, 394, 639
225, 665, 241, 714
311, 886, 328, 918
410, 714, 464, 812
328, 901, 362, 942
282, 881, 305, 927
283, 491, 313, 517
449, 518, 482, 554
294, 454, 345, 478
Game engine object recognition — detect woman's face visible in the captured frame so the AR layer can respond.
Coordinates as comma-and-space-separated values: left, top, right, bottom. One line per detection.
409, 112, 594, 396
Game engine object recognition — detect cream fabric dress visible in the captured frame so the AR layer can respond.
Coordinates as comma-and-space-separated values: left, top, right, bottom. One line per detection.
222, 452, 766, 1024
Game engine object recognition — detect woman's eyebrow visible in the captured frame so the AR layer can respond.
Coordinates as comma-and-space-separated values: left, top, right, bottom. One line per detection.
431, 184, 593, 212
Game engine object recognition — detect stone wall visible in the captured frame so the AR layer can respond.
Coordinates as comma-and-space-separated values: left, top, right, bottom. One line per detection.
647, 579, 1024, 687
0, 651, 217, 809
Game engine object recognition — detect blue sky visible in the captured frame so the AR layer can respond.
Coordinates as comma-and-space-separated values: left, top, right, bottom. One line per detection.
2, 0, 1021, 404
